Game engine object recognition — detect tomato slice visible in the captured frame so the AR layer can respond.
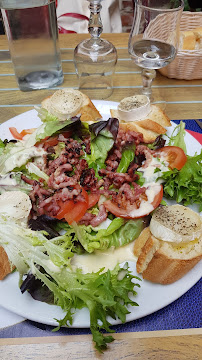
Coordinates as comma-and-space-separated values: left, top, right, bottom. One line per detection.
56, 187, 89, 224
43, 136, 59, 147
9, 127, 36, 140
56, 200, 75, 220
64, 200, 88, 224
104, 184, 163, 219
9, 127, 24, 140
61, 130, 72, 138
20, 128, 36, 137
156, 146, 187, 170
88, 193, 100, 209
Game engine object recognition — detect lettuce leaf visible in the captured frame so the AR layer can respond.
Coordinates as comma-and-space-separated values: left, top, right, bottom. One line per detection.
0, 172, 32, 194
72, 218, 144, 253
0, 141, 45, 175
24, 118, 77, 148
117, 146, 135, 173
84, 119, 118, 177
0, 216, 141, 352
160, 150, 202, 211
167, 121, 187, 153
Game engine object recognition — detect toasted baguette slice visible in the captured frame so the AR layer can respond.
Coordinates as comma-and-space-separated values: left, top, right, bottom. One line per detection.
0, 246, 14, 280
41, 89, 101, 123
110, 104, 171, 143
134, 228, 202, 284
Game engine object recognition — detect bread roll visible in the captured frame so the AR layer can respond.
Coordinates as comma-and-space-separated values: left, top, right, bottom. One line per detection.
193, 27, 202, 50
179, 30, 196, 50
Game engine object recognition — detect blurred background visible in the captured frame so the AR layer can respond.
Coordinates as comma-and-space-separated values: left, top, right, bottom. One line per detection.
0, 0, 201, 35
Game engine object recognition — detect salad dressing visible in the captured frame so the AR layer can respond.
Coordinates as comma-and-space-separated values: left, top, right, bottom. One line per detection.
71, 241, 137, 274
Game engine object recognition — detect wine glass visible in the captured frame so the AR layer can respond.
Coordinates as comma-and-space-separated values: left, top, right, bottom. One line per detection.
128, 0, 184, 98
74, 0, 117, 100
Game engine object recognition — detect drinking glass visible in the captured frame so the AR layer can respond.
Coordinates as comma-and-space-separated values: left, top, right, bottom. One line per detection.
0, 0, 64, 91
128, 0, 184, 98
74, 0, 117, 99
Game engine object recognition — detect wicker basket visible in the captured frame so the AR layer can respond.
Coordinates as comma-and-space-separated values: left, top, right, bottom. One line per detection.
159, 12, 202, 80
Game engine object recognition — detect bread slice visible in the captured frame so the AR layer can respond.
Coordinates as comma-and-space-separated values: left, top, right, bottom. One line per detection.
193, 27, 202, 40
78, 96, 102, 122
179, 30, 196, 50
41, 89, 101, 123
0, 246, 14, 280
134, 228, 202, 284
193, 27, 202, 50
111, 105, 171, 143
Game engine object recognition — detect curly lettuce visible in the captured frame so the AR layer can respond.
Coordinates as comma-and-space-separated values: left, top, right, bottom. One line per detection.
0, 216, 141, 352
160, 150, 202, 211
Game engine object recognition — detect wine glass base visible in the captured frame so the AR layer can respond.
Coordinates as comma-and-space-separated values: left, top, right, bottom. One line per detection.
78, 80, 113, 100
74, 38, 117, 100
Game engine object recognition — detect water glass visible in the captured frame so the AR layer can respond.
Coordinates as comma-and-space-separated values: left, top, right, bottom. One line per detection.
0, 0, 64, 91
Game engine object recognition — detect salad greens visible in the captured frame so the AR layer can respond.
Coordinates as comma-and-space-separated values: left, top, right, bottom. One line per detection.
161, 150, 202, 211
0, 216, 140, 352
0, 107, 201, 353
156, 120, 202, 211
167, 121, 187, 153
117, 146, 135, 173
71, 218, 144, 253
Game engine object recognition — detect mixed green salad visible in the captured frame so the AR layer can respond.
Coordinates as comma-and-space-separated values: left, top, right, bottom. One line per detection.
0, 108, 201, 352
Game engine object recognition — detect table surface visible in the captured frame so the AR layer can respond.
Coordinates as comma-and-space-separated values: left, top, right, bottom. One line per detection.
0, 33, 202, 359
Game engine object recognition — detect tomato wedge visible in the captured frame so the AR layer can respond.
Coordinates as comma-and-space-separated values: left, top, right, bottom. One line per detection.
156, 146, 187, 170
88, 193, 100, 209
56, 200, 75, 220
9, 127, 35, 140
56, 187, 89, 224
104, 184, 163, 219
9, 127, 24, 140
36, 136, 59, 148
20, 128, 36, 137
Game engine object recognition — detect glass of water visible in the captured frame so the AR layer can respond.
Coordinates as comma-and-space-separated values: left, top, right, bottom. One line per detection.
128, 0, 184, 98
0, 0, 64, 91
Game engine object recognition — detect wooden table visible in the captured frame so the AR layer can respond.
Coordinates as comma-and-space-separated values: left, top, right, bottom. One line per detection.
0, 33, 202, 124
0, 33, 201, 359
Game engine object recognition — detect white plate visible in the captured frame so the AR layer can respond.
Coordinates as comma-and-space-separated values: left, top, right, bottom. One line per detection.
0, 100, 201, 328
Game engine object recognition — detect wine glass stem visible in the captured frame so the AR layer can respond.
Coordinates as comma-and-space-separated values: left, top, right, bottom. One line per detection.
141, 68, 156, 97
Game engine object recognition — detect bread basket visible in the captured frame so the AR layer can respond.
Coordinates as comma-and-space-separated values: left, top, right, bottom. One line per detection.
159, 12, 202, 80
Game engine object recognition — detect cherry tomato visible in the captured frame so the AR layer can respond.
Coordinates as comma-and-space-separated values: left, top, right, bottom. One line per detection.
156, 146, 187, 170
104, 185, 163, 219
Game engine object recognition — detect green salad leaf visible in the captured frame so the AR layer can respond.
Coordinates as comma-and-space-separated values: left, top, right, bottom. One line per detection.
117, 146, 135, 173
0, 172, 32, 194
0, 216, 141, 352
167, 121, 187, 153
72, 218, 144, 253
160, 150, 202, 211
84, 122, 116, 177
